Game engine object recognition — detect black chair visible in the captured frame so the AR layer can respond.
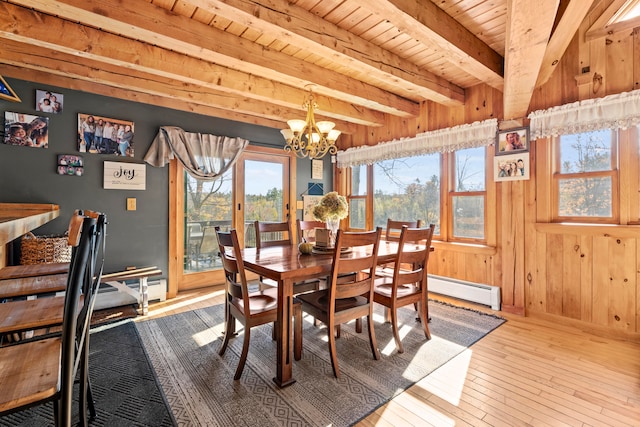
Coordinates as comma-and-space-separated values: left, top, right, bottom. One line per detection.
216, 227, 302, 380
0, 211, 106, 426
297, 227, 383, 378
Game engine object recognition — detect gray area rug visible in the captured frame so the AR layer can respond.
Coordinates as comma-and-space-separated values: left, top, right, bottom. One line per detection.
0, 320, 177, 427
137, 300, 505, 426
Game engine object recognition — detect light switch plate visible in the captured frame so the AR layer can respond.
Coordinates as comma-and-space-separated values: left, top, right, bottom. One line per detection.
126, 198, 137, 211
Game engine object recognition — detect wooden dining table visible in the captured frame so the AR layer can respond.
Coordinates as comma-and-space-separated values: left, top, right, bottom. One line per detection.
241, 239, 425, 387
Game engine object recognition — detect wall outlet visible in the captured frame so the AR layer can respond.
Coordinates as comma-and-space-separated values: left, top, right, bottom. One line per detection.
127, 198, 137, 211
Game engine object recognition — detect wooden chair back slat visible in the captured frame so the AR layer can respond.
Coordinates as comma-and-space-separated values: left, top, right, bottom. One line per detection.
254, 220, 292, 248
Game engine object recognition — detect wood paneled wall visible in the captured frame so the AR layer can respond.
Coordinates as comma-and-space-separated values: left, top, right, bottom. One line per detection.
339, 9, 640, 337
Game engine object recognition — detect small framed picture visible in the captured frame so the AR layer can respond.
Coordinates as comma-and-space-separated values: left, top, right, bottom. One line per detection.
496, 126, 529, 155
36, 89, 64, 114
57, 154, 84, 176
494, 153, 529, 182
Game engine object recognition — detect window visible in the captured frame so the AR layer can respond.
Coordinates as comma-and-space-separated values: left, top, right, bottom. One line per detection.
373, 154, 441, 235
450, 147, 486, 240
553, 129, 618, 222
348, 165, 367, 229
349, 146, 489, 244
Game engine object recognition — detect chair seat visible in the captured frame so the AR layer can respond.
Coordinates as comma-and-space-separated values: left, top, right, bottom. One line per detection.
297, 289, 369, 313
230, 287, 278, 314
374, 278, 420, 298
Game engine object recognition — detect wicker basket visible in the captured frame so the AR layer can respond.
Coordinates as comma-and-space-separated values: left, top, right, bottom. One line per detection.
20, 232, 72, 265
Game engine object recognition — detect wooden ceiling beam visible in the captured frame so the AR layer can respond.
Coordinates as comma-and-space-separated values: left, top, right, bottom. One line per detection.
536, 0, 597, 87
180, 0, 465, 105
348, 0, 504, 91
0, 64, 287, 129
0, 39, 360, 134
0, 2, 384, 127
6, 0, 418, 118
503, 0, 560, 120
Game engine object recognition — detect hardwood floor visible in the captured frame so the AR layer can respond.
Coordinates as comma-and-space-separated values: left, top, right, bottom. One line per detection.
144, 287, 640, 426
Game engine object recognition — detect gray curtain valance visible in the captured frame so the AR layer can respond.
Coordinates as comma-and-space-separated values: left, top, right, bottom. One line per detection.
144, 126, 248, 180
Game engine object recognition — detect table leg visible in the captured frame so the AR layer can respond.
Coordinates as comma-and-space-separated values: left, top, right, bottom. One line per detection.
273, 278, 295, 388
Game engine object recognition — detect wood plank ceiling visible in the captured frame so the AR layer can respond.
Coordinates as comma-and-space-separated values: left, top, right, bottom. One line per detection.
0, 0, 633, 145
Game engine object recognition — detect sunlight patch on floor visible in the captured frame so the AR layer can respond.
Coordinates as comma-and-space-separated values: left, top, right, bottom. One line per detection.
416, 348, 472, 406
379, 324, 412, 356
139, 289, 224, 319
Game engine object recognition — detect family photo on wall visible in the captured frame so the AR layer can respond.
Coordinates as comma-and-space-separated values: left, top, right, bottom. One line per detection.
77, 113, 135, 157
3, 111, 49, 148
494, 153, 530, 181
35, 89, 64, 114
496, 127, 529, 154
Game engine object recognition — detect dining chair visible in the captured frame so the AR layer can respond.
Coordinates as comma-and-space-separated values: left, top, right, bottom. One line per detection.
0, 212, 105, 426
373, 224, 434, 353
385, 219, 421, 242
296, 219, 325, 244
215, 227, 302, 380
297, 227, 383, 378
254, 220, 293, 248
255, 220, 321, 294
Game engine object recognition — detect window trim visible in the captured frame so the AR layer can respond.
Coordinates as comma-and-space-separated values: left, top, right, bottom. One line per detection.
551, 131, 619, 223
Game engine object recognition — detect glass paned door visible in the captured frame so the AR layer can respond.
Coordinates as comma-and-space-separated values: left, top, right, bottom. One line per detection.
173, 146, 293, 295
241, 155, 290, 247
183, 169, 233, 273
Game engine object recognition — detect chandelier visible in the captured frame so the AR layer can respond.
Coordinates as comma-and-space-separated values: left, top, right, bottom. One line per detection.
281, 91, 340, 159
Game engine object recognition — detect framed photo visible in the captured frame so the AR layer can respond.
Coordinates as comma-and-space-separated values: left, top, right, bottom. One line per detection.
57, 154, 84, 176
78, 113, 135, 156
0, 75, 20, 102
3, 111, 49, 148
36, 89, 64, 114
494, 153, 529, 182
496, 126, 529, 155
312, 159, 323, 179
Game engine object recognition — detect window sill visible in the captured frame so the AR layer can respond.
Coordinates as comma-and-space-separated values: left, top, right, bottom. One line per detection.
535, 222, 640, 238
431, 240, 497, 255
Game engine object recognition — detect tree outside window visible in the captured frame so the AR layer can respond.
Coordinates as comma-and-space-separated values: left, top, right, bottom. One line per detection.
554, 129, 617, 221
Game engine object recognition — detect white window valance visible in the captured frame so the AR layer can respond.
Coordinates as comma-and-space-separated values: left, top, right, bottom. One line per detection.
144, 126, 248, 181
528, 89, 640, 139
336, 118, 497, 168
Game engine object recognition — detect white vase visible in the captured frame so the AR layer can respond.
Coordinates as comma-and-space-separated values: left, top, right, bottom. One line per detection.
325, 217, 340, 248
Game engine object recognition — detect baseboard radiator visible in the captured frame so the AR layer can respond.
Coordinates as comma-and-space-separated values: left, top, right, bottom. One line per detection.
428, 274, 501, 310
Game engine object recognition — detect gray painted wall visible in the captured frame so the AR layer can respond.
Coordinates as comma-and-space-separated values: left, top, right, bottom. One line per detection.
0, 77, 332, 278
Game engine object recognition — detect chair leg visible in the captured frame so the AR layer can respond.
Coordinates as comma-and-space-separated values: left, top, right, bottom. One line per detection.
389, 308, 404, 353
219, 310, 234, 356
367, 313, 380, 360
234, 328, 251, 380
327, 321, 340, 378
418, 300, 431, 340
355, 318, 363, 333
293, 305, 302, 361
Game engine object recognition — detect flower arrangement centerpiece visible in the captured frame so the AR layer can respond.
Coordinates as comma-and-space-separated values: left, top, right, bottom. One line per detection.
312, 191, 348, 248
